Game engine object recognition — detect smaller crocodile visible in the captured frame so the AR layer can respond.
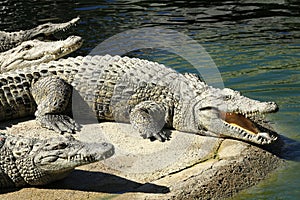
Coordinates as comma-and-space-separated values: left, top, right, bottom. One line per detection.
0, 17, 79, 52
0, 35, 83, 73
0, 133, 114, 188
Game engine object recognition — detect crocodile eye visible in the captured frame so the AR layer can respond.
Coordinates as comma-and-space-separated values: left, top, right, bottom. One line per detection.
58, 142, 68, 149
224, 95, 232, 101
52, 142, 68, 150
41, 24, 50, 29
24, 44, 33, 50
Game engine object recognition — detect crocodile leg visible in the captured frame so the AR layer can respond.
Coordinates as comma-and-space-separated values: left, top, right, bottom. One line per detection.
129, 101, 168, 141
31, 76, 77, 133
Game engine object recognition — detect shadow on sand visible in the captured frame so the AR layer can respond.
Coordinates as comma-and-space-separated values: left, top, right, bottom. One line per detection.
1, 170, 170, 194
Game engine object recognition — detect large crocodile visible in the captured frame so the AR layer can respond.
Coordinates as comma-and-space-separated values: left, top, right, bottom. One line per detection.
0, 55, 278, 145
0, 17, 79, 52
0, 35, 83, 73
0, 133, 114, 189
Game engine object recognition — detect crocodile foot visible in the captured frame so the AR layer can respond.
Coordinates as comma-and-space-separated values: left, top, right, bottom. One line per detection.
141, 129, 169, 142
130, 101, 169, 142
37, 114, 78, 133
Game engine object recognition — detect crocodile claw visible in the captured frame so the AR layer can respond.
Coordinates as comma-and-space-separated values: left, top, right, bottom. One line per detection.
141, 130, 168, 142
37, 114, 78, 134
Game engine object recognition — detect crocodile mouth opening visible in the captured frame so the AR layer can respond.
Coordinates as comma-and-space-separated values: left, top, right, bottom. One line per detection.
220, 112, 260, 135
33, 33, 59, 41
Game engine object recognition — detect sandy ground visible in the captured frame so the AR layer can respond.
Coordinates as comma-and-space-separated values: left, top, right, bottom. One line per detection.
0, 119, 283, 200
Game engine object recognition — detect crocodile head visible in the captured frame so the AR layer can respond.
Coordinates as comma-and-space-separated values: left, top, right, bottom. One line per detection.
0, 35, 83, 72
192, 87, 279, 145
0, 17, 80, 52
0, 134, 114, 187
24, 17, 80, 41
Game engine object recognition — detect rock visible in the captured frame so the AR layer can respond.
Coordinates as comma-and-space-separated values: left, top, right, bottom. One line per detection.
0, 120, 283, 200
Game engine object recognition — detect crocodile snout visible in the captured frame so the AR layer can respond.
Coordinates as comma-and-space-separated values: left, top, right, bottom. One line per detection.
268, 102, 279, 113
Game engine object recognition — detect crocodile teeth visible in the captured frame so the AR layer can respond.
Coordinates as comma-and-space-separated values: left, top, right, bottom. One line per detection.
235, 110, 260, 118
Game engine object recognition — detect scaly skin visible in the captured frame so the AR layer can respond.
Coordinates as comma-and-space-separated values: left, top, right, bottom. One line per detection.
0, 133, 114, 188
0, 35, 83, 73
0, 17, 79, 52
0, 55, 279, 145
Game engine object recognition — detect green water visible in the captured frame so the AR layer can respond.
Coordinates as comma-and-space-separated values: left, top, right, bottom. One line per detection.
1, 0, 299, 199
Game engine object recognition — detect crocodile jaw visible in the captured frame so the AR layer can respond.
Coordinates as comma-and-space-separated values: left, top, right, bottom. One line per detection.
35, 141, 115, 172
0, 36, 83, 72
195, 100, 278, 144
222, 112, 260, 135
26, 17, 80, 39
220, 111, 278, 144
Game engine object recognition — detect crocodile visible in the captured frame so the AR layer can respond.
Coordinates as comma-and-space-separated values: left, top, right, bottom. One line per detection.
0, 17, 79, 52
0, 133, 114, 189
0, 35, 83, 73
0, 55, 279, 145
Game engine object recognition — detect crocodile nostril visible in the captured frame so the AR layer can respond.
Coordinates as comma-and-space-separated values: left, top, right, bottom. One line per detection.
268, 102, 279, 112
